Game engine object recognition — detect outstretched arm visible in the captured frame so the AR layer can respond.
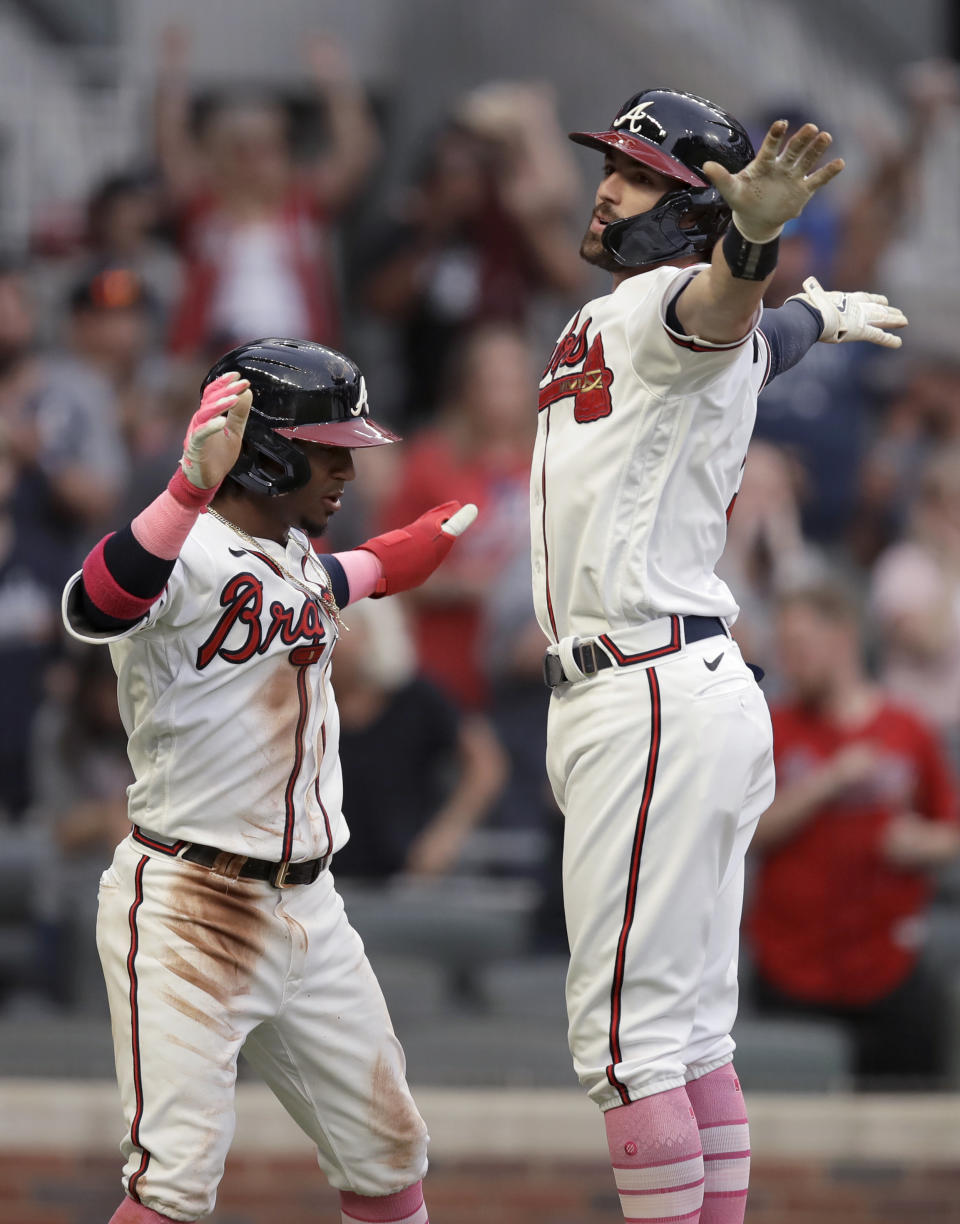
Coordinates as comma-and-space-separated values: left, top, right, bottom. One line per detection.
675, 120, 844, 344
304, 35, 380, 213
332, 503, 478, 603
153, 25, 205, 203
756, 277, 908, 387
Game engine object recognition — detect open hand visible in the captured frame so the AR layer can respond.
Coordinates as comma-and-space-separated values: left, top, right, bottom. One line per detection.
789, 276, 908, 348
703, 120, 845, 244
180, 372, 253, 490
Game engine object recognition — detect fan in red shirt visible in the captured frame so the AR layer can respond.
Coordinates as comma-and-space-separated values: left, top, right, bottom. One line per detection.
378, 322, 535, 711
746, 579, 960, 1087
154, 27, 379, 358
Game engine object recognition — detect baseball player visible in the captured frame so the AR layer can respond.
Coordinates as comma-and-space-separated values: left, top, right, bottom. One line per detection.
532, 89, 907, 1224
62, 338, 477, 1224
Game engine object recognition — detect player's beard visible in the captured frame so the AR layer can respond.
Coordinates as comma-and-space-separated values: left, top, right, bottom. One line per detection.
579, 221, 622, 273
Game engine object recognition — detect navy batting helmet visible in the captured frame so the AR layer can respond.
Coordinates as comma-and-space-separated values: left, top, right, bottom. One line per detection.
570, 89, 755, 268
203, 338, 398, 497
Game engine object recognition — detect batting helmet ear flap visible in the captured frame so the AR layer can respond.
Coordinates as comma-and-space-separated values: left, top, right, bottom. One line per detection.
601, 185, 731, 268
226, 419, 312, 497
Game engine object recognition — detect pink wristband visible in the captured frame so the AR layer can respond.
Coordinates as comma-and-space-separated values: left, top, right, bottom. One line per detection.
130, 470, 211, 561
333, 549, 385, 603
167, 466, 217, 509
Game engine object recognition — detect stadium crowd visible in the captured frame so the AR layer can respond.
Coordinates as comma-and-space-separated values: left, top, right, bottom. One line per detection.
2, 28, 960, 1090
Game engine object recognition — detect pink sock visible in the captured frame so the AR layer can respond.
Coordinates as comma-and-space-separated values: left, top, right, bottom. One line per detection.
685, 1064, 750, 1224
604, 1086, 704, 1222
108, 1196, 188, 1223
340, 1180, 428, 1224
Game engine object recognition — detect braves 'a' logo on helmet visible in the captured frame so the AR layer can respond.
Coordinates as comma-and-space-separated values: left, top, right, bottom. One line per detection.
612, 100, 667, 143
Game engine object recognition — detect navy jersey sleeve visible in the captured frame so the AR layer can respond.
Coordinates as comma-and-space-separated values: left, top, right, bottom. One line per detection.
758, 300, 823, 387
315, 554, 350, 609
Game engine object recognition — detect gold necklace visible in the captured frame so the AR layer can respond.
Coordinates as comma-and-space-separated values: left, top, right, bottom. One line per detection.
205, 506, 345, 630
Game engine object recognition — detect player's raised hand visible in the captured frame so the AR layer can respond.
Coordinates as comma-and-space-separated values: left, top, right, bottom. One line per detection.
702, 120, 845, 243
789, 276, 909, 348
180, 372, 253, 490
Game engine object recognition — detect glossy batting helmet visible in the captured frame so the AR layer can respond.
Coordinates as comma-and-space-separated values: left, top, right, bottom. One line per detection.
570, 89, 755, 268
204, 338, 398, 496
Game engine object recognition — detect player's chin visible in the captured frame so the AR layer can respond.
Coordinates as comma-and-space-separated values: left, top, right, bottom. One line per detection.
300, 511, 329, 537
579, 229, 621, 272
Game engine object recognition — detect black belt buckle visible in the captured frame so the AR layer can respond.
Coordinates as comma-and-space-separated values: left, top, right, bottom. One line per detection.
577, 640, 600, 676
543, 653, 566, 689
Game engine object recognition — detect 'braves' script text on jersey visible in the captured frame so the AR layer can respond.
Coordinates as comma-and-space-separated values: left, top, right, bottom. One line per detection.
62, 512, 345, 862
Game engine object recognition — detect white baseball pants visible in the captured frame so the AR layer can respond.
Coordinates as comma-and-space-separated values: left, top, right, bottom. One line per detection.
545, 625, 775, 1110
96, 835, 428, 1221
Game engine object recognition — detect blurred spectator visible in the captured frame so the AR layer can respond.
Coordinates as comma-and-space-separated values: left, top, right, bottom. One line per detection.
360, 82, 584, 424
753, 244, 881, 548
379, 323, 536, 710
870, 445, 960, 753
154, 26, 379, 356
33, 171, 182, 350
332, 598, 506, 881
749, 73, 955, 551
0, 258, 127, 556
482, 531, 565, 939
874, 59, 960, 356
28, 646, 131, 1006
83, 172, 182, 324
746, 580, 960, 1088
0, 426, 65, 821
856, 357, 960, 561
65, 265, 182, 511
716, 439, 825, 671
31, 644, 131, 855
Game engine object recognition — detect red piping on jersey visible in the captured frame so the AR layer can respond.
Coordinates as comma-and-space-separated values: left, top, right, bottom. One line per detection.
538, 310, 588, 642
599, 616, 681, 665
664, 328, 752, 353
126, 855, 151, 1202
132, 827, 188, 856
726, 457, 747, 523
282, 664, 311, 862
606, 667, 662, 1105
539, 407, 559, 641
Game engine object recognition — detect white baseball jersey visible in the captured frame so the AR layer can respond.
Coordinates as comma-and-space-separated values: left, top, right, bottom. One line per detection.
532, 263, 770, 643
62, 511, 346, 863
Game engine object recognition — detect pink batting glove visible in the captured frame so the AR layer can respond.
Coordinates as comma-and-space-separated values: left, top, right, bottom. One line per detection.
180, 372, 253, 490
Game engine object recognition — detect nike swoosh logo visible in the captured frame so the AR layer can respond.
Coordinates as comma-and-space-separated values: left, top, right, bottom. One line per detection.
704, 654, 724, 671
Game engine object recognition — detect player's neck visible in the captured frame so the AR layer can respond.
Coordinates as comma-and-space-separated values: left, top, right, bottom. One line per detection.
611, 252, 698, 290
209, 490, 288, 545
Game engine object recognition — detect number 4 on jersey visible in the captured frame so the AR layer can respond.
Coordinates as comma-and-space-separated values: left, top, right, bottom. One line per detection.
539, 317, 614, 422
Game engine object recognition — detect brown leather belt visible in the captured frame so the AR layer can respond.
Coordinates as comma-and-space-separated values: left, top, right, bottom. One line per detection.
181, 843, 324, 888
132, 826, 325, 888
